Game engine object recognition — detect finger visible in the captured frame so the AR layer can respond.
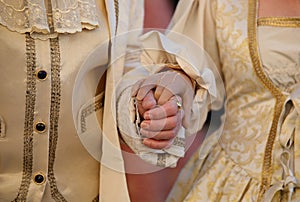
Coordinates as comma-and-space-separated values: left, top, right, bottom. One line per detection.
135, 73, 162, 100
136, 99, 147, 116
142, 138, 174, 149
170, 95, 183, 111
155, 72, 181, 105
140, 115, 178, 131
154, 85, 164, 101
140, 127, 179, 140
136, 83, 157, 101
142, 90, 157, 111
131, 79, 145, 97
156, 88, 173, 106
144, 99, 178, 120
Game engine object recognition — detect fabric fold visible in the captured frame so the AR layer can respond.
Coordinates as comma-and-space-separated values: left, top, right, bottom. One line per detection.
264, 84, 300, 201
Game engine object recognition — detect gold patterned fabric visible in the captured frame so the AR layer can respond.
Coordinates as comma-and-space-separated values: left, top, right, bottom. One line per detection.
166, 0, 300, 201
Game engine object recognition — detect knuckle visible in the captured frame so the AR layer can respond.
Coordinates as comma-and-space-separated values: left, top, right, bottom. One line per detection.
168, 118, 178, 128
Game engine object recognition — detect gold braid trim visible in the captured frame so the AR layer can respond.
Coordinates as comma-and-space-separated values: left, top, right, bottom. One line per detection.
13, 33, 37, 202
44, 0, 66, 200
114, 0, 119, 35
47, 36, 66, 202
248, 0, 286, 201
258, 17, 300, 28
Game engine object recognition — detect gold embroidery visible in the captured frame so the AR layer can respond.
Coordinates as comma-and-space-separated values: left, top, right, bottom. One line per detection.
258, 17, 300, 28
114, 0, 119, 35
47, 36, 66, 202
46, 0, 66, 199
0, 115, 5, 138
13, 33, 37, 202
157, 153, 167, 167
173, 137, 185, 148
248, 0, 287, 200
80, 98, 104, 133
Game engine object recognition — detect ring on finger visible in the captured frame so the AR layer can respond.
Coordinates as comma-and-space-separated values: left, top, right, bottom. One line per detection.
176, 100, 182, 111
171, 96, 182, 111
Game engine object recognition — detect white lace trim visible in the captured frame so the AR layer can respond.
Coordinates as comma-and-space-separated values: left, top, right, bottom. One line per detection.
0, 0, 99, 35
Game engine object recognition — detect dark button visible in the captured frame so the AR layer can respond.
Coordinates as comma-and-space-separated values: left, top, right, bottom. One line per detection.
35, 122, 46, 133
36, 70, 48, 80
34, 173, 45, 184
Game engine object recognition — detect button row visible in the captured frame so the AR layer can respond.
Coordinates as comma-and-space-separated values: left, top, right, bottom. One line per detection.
33, 69, 47, 185
35, 68, 47, 133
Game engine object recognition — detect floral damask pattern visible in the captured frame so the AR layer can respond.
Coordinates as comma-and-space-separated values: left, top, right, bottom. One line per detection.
215, 0, 271, 179
167, 0, 300, 201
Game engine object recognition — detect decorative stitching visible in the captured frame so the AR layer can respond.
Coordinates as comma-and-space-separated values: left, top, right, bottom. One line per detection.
157, 153, 167, 167
248, 0, 287, 200
80, 97, 104, 133
0, 115, 5, 138
258, 17, 300, 28
45, 0, 66, 199
113, 0, 119, 35
13, 33, 37, 202
47, 36, 66, 202
173, 137, 185, 147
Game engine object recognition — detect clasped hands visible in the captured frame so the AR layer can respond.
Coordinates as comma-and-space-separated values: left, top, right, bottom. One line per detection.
131, 70, 194, 149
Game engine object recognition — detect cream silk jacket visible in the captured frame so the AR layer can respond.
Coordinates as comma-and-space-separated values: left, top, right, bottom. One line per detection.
0, 0, 143, 201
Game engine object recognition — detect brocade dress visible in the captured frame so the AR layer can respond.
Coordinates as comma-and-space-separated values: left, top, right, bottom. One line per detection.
166, 0, 300, 201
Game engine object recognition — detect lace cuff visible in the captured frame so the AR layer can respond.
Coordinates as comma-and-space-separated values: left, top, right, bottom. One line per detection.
0, 0, 99, 37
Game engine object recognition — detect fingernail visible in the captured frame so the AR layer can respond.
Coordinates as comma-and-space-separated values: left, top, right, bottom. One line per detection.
144, 112, 150, 119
